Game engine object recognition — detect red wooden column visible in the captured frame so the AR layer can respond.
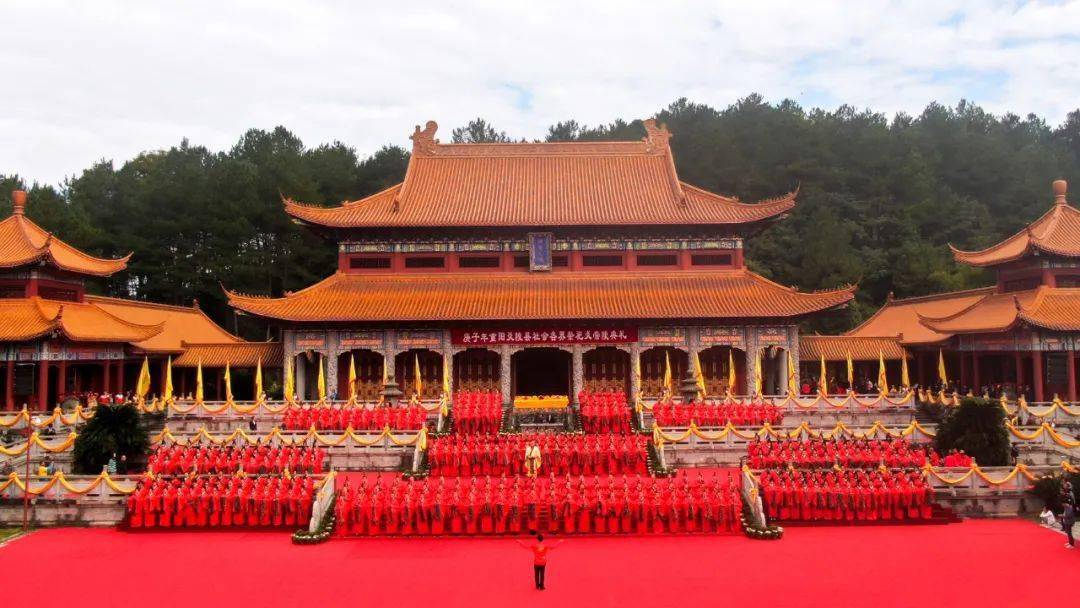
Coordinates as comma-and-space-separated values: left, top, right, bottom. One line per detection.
959, 354, 968, 390
102, 361, 111, 394
1014, 352, 1024, 390
1032, 352, 1045, 402
5, 361, 14, 410
37, 359, 49, 409
1067, 352, 1077, 403
972, 352, 981, 392
56, 359, 67, 402
158, 359, 167, 396
117, 362, 125, 395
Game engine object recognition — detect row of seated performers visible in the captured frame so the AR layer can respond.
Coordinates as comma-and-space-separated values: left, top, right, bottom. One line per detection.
427, 433, 647, 477
757, 469, 934, 522
335, 472, 743, 536
147, 445, 326, 475
747, 438, 939, 469
127, 475, 317, 528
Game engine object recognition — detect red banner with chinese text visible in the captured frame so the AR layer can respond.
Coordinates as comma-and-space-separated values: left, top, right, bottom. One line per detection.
451, 328, 637, 346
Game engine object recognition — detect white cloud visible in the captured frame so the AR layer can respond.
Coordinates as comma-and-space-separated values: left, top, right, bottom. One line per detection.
2, 0, 1079, 186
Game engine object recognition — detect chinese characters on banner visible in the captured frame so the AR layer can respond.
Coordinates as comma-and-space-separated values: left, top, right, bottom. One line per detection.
451, 328, 637, 346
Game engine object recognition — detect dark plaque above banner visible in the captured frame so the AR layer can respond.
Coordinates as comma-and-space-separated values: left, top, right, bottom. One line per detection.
452, 327, 637, 346
528, 232, 552, 271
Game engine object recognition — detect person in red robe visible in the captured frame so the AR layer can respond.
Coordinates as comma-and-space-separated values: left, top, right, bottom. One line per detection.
336, 482, 353, 534
525, 482, 539, 533
386, 484, 401, 535
448, 485, 462, 535
197, 482, 210, 526
432, 480, 445, 535
127, 488, 143, 528
650, 488, 665, 534
160, 482, 176, 528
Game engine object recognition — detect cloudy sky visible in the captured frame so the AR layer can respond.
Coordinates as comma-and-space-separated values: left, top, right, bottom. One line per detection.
3, 0, 1079, 186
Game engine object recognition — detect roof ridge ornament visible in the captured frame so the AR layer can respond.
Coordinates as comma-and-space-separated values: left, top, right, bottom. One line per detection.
642, 118, 685, 205
642, 118, 672, 154
11, 190, 27, 216
1052, 179, 1067, 206
411, 121, 439, 156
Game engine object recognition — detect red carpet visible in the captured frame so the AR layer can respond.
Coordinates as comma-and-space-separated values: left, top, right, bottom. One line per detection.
1, 520, 1076, 607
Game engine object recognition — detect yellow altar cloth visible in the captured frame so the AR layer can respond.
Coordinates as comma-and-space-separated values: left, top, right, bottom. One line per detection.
513, 395, 570, 410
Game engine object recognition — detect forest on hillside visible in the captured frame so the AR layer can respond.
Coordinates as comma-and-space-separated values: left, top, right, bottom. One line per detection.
4, 95, 1080, 339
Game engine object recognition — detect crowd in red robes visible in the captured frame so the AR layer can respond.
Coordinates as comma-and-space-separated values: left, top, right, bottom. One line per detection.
579, 392, 632, 434
652, 401, 783, 427
281, 405, 426, 431
758, 469, 933, 522
335, 472, 742, 536
127, 475, 316, 528
747, 438, 939, 470
147, 445, 326, 475
941, 449, 974, 467
427, 433, 647, 477
452, 391, 502, 434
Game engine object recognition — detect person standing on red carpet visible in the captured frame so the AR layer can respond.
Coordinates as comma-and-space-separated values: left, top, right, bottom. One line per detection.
517, 534, 563, 590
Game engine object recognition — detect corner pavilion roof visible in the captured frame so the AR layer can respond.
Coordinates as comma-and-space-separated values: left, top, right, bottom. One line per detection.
173, 342, 283, 368
916, 286, 1080, 335
284, 119, 796, 229
799, 335, 906, 361
0, 297, 162, 343
846, 286, 1080, 344
0, 191, 130, 276
87, 296, 241, 353
226, 270, 854, 323
845, 288, 995, 345
950, 180, 1080, 267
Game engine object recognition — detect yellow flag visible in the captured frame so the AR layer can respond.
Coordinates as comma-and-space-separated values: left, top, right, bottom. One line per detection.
663, 351, 673, 396
901, 352, 910, 388
786, 350, 798, 395
819, 354, 828, 396
348, 354, 357, 401
413, 354, 423, 398
195, 359, 204, 403
442, 358, 451, 396
163, 356, 173, 402
136, 357, 152, 400
317, 355, 326, 401
381, 356, 388, 386
255, 358, 264, 400
846, 351, 854, 389
727, 349, 736, 395
224, 362, 234, 402
753, 351, 763, 397
877, 350, 888, 395
283, 357, 294, 402
938, 350, 948, 385
692, 351, 706, 399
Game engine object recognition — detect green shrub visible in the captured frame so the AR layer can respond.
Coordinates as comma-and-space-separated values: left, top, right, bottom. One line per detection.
72, 404, 149, 474
1028, 473, 1080, 512
932, 397, 1010, 466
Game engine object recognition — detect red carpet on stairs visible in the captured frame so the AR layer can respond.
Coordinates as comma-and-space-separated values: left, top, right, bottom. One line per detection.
1, 519, 1076, 608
